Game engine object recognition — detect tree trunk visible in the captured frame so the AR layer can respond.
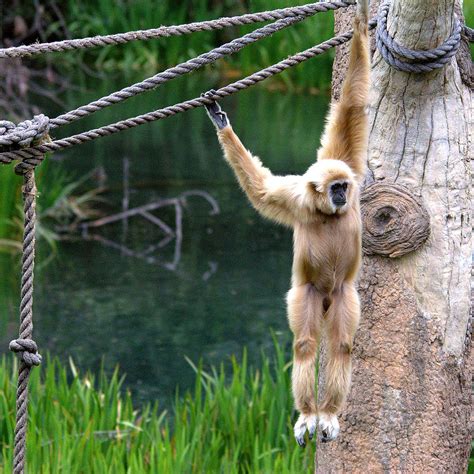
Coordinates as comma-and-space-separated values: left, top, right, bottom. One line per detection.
316, 1, 472, 472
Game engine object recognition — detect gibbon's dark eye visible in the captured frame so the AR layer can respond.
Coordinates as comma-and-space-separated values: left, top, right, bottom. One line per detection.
330, 183, 346, 193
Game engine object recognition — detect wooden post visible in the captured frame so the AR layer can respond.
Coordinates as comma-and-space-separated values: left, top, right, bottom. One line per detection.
316, 1, 472, 471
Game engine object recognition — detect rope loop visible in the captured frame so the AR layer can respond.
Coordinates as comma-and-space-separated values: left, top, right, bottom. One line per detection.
376, 0, 462, 73
464, 26, 474, 43
9, 339, 42, 367
14, 154, 45, 175
0, 115, 50, 152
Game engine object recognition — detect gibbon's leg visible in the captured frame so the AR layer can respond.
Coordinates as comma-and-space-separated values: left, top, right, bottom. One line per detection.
318, 283, 360, 442
287, 284, 324, 447
317, 0, 370, 180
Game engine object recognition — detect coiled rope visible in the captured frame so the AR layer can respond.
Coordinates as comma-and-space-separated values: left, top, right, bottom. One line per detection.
375, 0, 466, 73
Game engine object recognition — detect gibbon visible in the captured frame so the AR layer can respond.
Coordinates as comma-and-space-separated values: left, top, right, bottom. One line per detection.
203, 0, 369, 445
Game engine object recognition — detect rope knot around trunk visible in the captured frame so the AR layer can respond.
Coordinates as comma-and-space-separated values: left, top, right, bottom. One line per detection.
9, 339, 42, 367
0, 114, 50, 152
376, 0, 462, 73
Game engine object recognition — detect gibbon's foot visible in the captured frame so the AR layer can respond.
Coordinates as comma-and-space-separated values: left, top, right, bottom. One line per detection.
202, 90, 229, 130
319, 413, 340, 443
294, 413, 317, 447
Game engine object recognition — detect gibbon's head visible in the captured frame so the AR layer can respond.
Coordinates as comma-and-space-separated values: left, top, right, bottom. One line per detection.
304, 159, 356, 215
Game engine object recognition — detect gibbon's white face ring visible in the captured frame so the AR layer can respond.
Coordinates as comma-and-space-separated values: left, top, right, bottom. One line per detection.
327, 179, 350, 214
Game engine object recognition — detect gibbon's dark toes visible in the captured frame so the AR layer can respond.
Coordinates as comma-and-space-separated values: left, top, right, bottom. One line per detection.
296, 436, 306, 448
294, 413, 317, 447
318, 413, 340, 442
320, 431, 331, 443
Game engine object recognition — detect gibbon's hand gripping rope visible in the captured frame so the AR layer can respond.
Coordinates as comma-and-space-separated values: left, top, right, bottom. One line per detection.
0, 20, 378, 173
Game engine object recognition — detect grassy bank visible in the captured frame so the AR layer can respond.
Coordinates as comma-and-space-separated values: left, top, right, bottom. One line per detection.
0, 340, 315, 473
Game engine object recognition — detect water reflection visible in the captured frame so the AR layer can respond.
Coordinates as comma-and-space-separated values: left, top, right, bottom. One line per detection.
0, 74, 329, 404
80, 189, 220, 272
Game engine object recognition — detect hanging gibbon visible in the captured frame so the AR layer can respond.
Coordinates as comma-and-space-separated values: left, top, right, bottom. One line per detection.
203, 0, 369, 445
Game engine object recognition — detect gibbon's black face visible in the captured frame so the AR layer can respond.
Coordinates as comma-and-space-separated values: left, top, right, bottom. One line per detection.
330, 181, 348, 208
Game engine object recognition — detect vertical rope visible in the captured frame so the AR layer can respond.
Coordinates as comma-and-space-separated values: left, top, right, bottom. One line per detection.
9, 170, 42, 474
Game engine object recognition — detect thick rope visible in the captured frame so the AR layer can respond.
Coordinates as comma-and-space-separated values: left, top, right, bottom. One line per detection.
0, 1, 355, 59
1, 1, 470, 160
0, 0, 353, 157
0, 0, 354, 151
0, 115, 50, 151
0, 20, 377, 172
49, 0, 353, 128
465, 26, 474, 43
376, 0, 465, 73
9, 170, 41, 474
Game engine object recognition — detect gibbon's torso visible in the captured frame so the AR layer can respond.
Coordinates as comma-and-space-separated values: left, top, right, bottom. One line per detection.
292, 201, 361, 294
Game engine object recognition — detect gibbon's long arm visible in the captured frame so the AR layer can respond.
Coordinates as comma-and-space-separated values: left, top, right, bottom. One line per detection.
317, 0, 370, 181
204, 96, 306, 227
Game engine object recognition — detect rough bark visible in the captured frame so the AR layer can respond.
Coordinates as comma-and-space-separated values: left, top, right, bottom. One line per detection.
316, 1, 472, 472
361, 183, 431, 258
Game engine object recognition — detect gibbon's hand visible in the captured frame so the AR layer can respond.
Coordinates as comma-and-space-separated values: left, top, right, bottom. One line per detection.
202, 90, 230, 130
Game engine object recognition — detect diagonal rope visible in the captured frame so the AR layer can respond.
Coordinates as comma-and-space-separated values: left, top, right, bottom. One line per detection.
0, 1, 355, 59
1, 20, 377, 173
0, 0, 355, 158
9, 170, 42, 474
47, 0, 353, 128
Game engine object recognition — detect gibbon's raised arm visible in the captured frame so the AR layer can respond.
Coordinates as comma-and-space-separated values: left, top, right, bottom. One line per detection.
204, 96, 307, 227
317, 0, 370, 182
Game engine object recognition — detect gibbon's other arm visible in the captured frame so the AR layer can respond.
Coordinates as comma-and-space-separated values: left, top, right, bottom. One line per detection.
317, 0, 370, 182
203, 94, 306, 227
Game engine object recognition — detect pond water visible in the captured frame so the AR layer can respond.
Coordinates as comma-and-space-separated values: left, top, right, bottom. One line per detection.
0, 73, 329, 404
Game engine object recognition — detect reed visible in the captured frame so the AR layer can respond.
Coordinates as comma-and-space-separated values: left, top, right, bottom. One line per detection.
0, 339, 316, 473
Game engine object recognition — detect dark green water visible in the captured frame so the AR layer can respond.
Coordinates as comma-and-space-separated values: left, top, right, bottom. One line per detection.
0, 74, 329, 404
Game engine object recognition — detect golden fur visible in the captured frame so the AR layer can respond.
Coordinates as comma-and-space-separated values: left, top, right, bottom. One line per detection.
212, 5, 369, 443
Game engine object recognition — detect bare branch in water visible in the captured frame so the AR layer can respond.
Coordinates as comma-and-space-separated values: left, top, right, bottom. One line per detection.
77, 190, 220, 277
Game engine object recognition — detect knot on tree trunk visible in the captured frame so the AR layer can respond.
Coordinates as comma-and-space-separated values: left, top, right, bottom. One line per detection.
361, 183, 430, 258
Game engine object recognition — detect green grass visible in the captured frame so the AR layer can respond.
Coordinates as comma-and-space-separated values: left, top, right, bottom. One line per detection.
0, 168, 22, 247
0, 161, 104, 252
0, 339, 316, 473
